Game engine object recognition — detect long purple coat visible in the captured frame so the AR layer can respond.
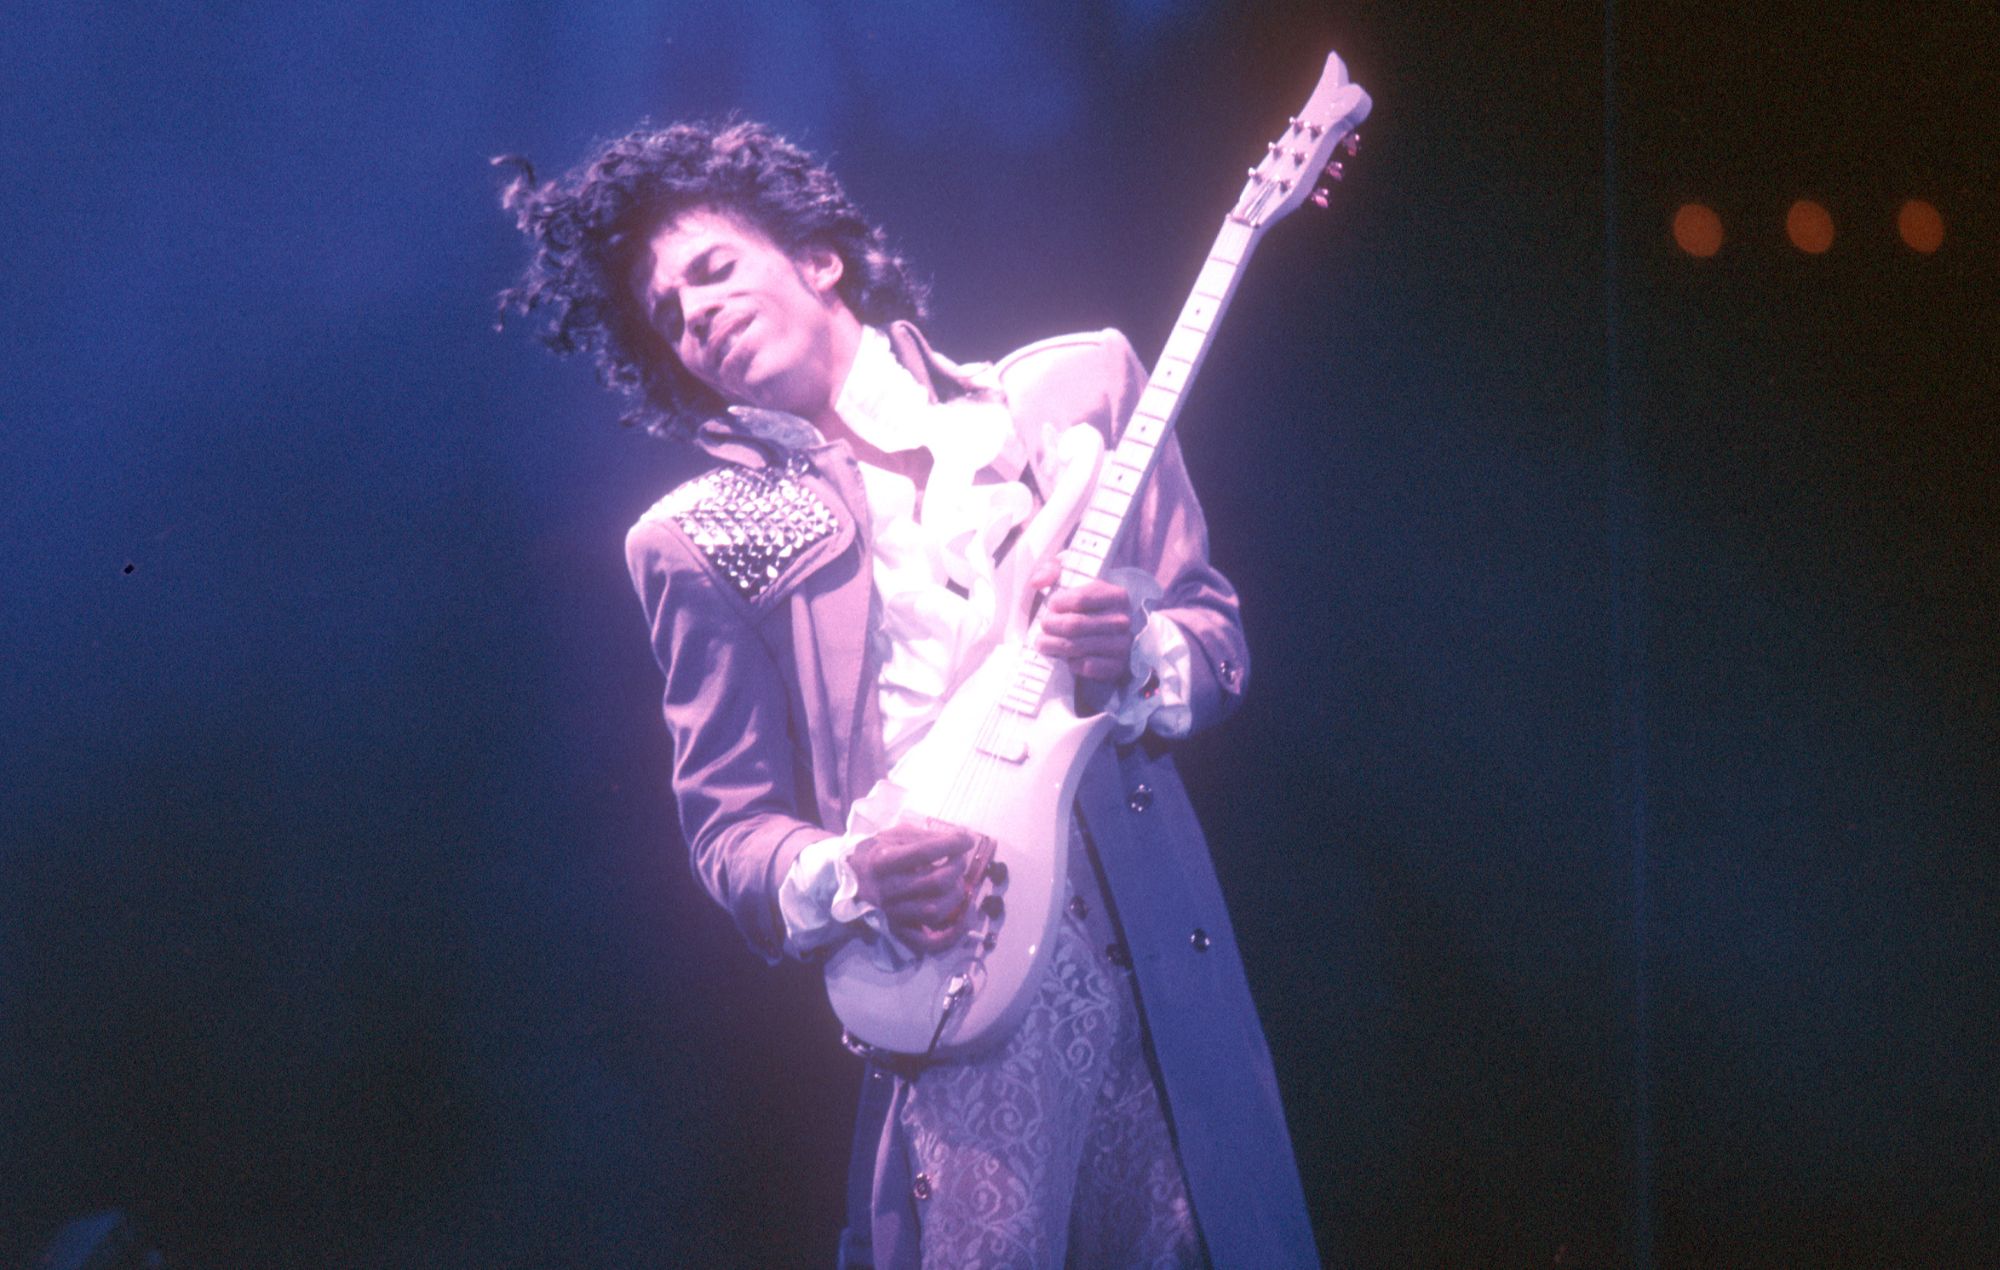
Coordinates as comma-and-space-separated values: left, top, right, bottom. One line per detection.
625, 323, 1317, 1267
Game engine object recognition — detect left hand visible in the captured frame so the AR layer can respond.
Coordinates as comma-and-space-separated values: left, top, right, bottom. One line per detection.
1030, 559, 1138, 686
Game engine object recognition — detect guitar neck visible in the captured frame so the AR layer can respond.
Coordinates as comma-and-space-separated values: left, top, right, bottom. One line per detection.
998, 217, 1264, 722
997, 49, 1368, 717
1054, 215, 1261, 593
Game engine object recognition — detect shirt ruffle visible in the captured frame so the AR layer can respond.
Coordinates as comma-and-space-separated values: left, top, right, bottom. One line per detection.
779, 328, 1194, 958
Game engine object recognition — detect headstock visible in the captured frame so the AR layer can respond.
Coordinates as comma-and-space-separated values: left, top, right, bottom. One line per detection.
1232, 51, 1372, 231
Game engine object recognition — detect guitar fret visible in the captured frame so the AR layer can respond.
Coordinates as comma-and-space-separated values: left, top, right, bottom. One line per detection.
1070, 530, 1111, 557
1155, 356, 1191, 392
1138, 386, 1177, 421
1111, 441, 1150, 462
1212, 220, 1252, 264
1163, 325, 1205, 364
1181, 296, 1218, 331
1079, 508, 1120, 539
1101, 464, 1143, 494
1090, 484, 1131, 514
1193, 259, 1234, 299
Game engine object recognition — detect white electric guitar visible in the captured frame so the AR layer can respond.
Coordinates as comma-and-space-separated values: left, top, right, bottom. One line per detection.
825, 51, 1371, 1058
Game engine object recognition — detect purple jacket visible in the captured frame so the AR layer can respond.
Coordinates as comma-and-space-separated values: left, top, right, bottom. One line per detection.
626, 324, 1317, 1267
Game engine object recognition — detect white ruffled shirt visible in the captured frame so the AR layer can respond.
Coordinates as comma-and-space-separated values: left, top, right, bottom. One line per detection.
777, 327, 1193, 956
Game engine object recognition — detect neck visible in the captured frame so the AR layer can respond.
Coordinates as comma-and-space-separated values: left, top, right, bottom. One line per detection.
806, 305, 865, 439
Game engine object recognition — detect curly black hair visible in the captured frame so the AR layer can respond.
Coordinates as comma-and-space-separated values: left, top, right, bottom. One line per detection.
496, 119, 930, 437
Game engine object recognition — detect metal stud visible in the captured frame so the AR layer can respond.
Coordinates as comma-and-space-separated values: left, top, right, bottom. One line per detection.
664, 456, 836, 600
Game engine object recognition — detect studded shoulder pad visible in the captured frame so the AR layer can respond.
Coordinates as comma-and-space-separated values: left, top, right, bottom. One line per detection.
657, 456, 840, 602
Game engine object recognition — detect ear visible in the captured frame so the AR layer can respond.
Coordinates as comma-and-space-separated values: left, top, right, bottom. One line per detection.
799, 244, 845, 297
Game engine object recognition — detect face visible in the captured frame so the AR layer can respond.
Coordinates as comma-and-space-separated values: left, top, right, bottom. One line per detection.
635, 207, 858, 424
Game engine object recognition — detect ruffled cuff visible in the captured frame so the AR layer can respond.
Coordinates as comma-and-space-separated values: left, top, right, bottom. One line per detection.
778, 833, 894, 957
1104, 568, 1195, 743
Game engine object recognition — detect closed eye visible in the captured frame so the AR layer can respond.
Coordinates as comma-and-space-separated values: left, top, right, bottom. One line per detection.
649, 247, 731, 345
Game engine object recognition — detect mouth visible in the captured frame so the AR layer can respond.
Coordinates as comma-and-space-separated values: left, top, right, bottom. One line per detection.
710, 313, 754, 381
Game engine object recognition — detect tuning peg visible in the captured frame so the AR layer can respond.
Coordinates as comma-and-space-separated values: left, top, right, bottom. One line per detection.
1307, 122, 1325, 139
1344, 132, 1361, 156
1324, 159, 1345, 182
1310, 187, 1333, 209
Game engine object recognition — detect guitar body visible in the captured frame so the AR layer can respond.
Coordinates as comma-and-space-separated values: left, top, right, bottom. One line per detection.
823, 649, 1116, 1057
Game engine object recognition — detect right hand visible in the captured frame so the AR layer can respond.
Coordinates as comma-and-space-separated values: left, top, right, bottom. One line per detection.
851, 820, 985, 954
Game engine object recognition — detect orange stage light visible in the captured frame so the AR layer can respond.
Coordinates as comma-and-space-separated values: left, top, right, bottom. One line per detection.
1673, 203, 1723, 258
1785, 200, 1835, 254
1897, 199, 1944, 253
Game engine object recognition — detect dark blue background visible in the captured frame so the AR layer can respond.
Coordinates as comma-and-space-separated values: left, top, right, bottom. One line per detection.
5, 2, 1994, 1265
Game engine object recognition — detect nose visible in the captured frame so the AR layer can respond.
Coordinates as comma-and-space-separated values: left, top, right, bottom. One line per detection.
683, 288, 721, 348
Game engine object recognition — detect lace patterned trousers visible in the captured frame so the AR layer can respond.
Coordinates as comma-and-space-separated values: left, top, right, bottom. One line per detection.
895, 913, 1204, 1268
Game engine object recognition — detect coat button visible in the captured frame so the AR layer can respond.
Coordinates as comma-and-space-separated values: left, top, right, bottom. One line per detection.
1126, 783, 1153, 812
1105, 941, 1132, 969
1189, 927, 1211, 952
1068, 894, 1089, 921
1218, 659, 1240, 687
912, 1172, 932, 1201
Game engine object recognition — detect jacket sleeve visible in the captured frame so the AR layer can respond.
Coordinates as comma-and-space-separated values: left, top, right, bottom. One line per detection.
1003, 328, 1251, 734
625, 514, 830, 964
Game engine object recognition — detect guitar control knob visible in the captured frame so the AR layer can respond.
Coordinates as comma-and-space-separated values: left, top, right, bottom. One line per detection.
985, 861, 1009, 887
979, 895, 1006, 920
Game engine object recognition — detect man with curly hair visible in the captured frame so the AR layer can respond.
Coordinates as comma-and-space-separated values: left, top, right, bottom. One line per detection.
501, 120, 1315, 1268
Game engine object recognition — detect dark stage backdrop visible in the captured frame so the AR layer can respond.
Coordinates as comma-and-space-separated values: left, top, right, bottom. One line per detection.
4, 3, 1993, 1266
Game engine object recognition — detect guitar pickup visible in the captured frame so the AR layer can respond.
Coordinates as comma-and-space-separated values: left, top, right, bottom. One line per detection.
974, 733, 1028, 762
